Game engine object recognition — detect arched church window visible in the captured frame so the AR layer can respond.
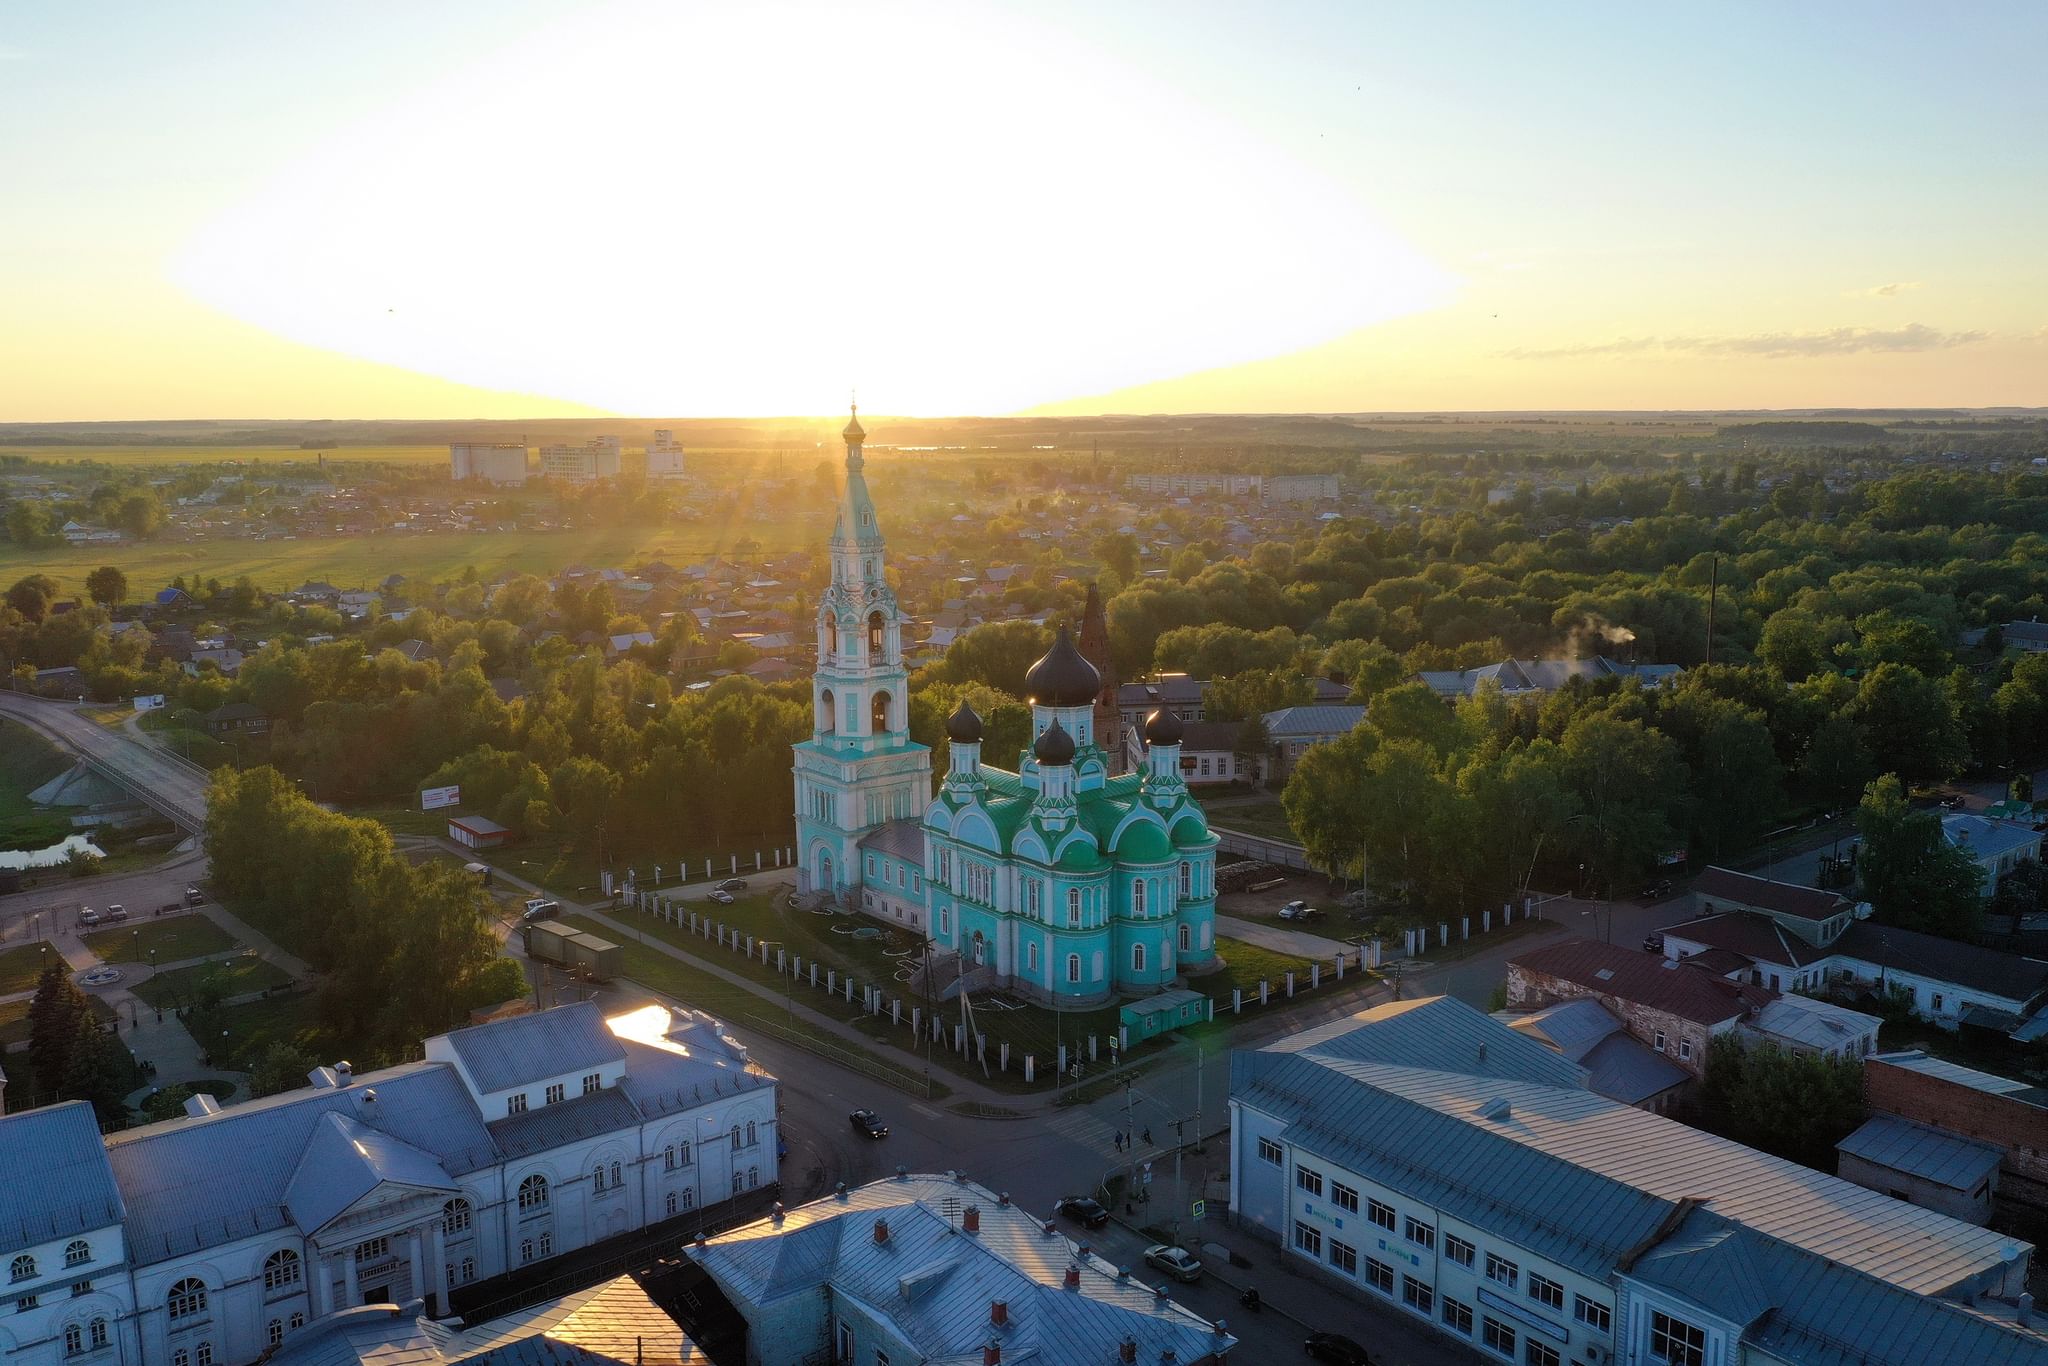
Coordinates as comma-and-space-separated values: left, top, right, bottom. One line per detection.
871, 690, 890, 734
1133, 944, 1147, 973
820, 689, 836, 733
1067, 954, 1081, 983
868, 611, 886, 660
1179, 923, 1191, 952
1133, 880, 1146, 916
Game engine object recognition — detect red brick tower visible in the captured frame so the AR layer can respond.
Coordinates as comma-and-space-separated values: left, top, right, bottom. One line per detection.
1077, 582, 1122, 772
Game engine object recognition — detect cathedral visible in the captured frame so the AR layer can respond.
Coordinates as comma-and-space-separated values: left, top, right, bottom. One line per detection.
793, 409, 1219, 1007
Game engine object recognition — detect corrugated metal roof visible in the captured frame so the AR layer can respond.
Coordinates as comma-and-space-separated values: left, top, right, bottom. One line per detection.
1502, 998, 1622, 1061
1746, 996, 1880, 1052
0, 1102, 125, 1248
1268, 996, 1588, 1091
1577, 1033, 1691, 1107
1693, 866, 1849, 923
1512, 937, 1765, 1025
1868, 1051, 2037, 1097
1260, 705, 1367, 737
1239, 996, 2025, 1298
1837, 1117, 2003, 1192
104, 1063, 496, 1265
285, 1112, 459, 1234
438, 1001, 626, 1095
488, 1089, 643, 1160
692, 1176, 1232, 1366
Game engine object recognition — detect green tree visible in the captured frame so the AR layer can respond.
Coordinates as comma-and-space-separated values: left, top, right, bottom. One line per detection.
1094, 531, 1140, 583
551, 755, 621, 855
6, 573, 60, 624
85, 565, 128, 608
1232, 713, 1272, 787
249, 1042, 321, 1099
1694, 1036, 1864, 1169
1797, 713, 1874, 809
112, 489, 165, 538
1854, 774, 1983, 938
5, 501, 60, 549
1367, 681, 1465, 759
1206, 668, 1312, 722
1456, 739, 1580, 904
1844, 664, 1967, 785
27, 959, 91, 1096
1560, 713, 1688, 896
1282, 727, 1377, 880
62, 1014, 133, 1127
933, 620, 1053, 694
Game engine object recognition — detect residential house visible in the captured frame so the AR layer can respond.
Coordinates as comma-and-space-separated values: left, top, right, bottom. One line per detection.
1122, 719, 1252, 786
1230, 996, 2045, 1366
1961, 619, 2048, 653
684, 1174, 1234, 1366
201, 703, 271, 738
1941, 812, 2043, 889
1261, 704, 1368, 779
1498, 998, 1692, 1111
1416, 655, 1684, 703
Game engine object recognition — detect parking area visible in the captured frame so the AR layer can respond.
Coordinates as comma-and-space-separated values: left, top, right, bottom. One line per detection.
1216, 870, 1346, 925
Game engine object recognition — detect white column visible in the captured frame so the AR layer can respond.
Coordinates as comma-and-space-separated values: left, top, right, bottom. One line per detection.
314, 1254, 335, 1317
406, 1229, 425, 1307
427, 1222, 447, 1311
342, 1254, 359, 1308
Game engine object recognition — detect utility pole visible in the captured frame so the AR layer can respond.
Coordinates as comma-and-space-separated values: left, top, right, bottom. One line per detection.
1123, 1080, 1137, 1210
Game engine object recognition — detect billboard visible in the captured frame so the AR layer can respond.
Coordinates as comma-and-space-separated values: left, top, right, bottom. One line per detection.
420, 784, 461, 811
133, 694, 166, 712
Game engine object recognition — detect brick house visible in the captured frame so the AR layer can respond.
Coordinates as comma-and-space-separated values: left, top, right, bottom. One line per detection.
1857, 1049, 2048, 1225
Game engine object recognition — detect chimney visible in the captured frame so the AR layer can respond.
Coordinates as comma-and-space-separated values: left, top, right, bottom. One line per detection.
1160, 1352, 1177, 1365
771, 1203, 785, 1226
1078, 1242, 1092, 1261
1064, 1264, 1081, 1290
896, 1165, 909, 1181
1041, 1220, 1057, 1237
1154, 1284, 1170, 1303
1119, 1339, 1138, 1364
1476, 1041, 1487, 1065
963, 1206, 981, 1235
334, 1061, 353, 1087
873, 1219, 889, 1245
990, 1299, 1008, 1327
997, 1192, 1011, 1207
182, 1093, 220, 1118
835, 1182, 848, 1201
694, 1232, 707, 1251
2018, 1293, 2033, 1326
307, 1067, 338, 1089
982, 1341, 1001, 1366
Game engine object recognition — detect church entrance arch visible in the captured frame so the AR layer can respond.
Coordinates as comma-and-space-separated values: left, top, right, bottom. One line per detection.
816, 849, 834, 895
971, 929, 986, 966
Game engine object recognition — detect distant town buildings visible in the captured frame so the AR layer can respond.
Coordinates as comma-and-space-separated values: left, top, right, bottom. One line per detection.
448, 443, 528, 486
540, 437, 622, 483
1417, 655, 1684, 702
1230, 995, 2045, 1366
645, 430, 686, 480
1123, 471, 1339, 502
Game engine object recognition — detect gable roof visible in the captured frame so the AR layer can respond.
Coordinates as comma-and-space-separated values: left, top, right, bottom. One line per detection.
1501, 1000, 1691, 1107
285, 1111, 458, 1233
1260, 704, 1367, 737
435, 1001, 626, 1094
1663, 911, 1828, 969
1511, 937, 1768, 1025
1834, 922, 2048, 1004
1837, 1117, 2003, 1193
1265, 996, 1588, 1090
1693, 866, 1851, 922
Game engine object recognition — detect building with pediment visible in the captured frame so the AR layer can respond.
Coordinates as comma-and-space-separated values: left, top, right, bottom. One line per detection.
0, 1002, 775, 1366
793, 408, 1220, 1007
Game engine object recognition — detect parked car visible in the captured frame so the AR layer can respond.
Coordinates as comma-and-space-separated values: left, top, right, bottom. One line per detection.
78, 907, 102, 927
1642, 932, 1666, 954
1278, 900, 1322, 922
521, 899, 561, 924
184, 887, 206, 906
716, 877, 749, 892
1640, 878, 1673, 901
708, 889, 735, 905
848, 1108, 889, 1139
1305, 1332, 1373, 1365
105, 904, 127, 922
1142, 1244, 1203, 1283
1052, 1196, 1110, 1228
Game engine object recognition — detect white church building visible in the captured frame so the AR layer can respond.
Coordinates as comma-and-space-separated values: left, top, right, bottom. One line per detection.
0, 1002, 777, 1366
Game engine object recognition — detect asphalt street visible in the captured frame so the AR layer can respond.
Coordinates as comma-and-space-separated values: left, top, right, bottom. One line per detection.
0, 691, 210, 829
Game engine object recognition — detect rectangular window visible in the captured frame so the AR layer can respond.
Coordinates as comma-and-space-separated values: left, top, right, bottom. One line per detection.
1445, 1233, 1476, 1268
1482, 1317, 1518, 1358
582, 1072, 601, 1095
1443, 1299, 1473, 1336
544, 1083, 565, 1105
1402, 1276, 1434, 1315
1405, 1216, 1434, 1249
1932, 992, 1944, 1011
1296, 1167, 1324, 1197
1526, 1342, 1560, 1366
1258, 1137, 1283, 1166
1365, 1258, 1394, 1295
1329, 1240, 1357, 1275
1678, 1038, 1693, 1062
1529, 1273, 1565, 1311
506, 1093, 527, 1115
1574, 1296, 1612, 1334
1653, 1029, 1666, 1051
1293, 1222, 1322, 1257
355, 1237, 389, 1262
1368, 1199, 1396, 1231
1330, 1182, 1359, 1213
1649, 1312, 1706, 1366
1485, 1253, 1519, 1290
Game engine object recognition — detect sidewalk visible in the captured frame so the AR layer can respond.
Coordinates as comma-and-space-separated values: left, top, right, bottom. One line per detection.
196, 900, 311, 978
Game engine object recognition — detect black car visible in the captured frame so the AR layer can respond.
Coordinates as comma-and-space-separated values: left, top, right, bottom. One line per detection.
849, 1108, 889, 1139
1052, 1196, 1110, 1228
1305, 1332, 1373, 1365
1642, 931, 1666, 954
717, 877, 748, 892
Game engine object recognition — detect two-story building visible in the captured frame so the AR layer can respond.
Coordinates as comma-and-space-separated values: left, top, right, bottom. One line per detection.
1230, 996, 2046, 1366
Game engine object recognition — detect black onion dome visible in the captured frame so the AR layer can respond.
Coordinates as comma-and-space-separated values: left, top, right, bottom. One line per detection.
1144, 707, 1184, 744
1033, 719, 1076, 766
946, 698, 984, 743
1023, 625, 1101, 708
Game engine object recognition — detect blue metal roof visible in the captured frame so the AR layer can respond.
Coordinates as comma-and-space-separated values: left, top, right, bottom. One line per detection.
1272, 996, 1589, 1091
1837, 1117, 2003, 1193
285, 1112, 459, 1234
0, 1102, 125, 1248
438, 1001, 625, 1095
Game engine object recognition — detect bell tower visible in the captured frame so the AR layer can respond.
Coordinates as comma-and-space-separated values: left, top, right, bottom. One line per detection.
792, 405, 933, 900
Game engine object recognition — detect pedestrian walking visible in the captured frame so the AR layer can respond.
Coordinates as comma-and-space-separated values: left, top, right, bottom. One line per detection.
1142, 1126, 1152, 1145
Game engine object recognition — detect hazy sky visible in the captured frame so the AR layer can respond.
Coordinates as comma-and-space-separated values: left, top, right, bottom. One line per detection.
4, 1, 2043, 419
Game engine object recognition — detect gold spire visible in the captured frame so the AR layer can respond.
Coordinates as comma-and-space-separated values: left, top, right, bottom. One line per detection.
842, 400, 865, 444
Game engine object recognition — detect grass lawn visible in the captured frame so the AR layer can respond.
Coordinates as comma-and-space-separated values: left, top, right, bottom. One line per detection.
0, 993, 114, 1048
1202, 794, 1300, 844
0, 942, 60, 996
211, 991, 363, 1073
0, 720, 71, 823
1208, 936, 1320, 997
84, 915, 239, 965
130, 953, 294, 1009
214, 896, 323, 959
446, 828, 793, 900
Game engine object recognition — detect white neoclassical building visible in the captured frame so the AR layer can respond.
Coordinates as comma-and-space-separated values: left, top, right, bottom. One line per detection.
0, 1002, 777, 1366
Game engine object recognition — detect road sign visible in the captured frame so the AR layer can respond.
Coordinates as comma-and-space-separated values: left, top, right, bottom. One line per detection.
1191, 1200, 1206, 1221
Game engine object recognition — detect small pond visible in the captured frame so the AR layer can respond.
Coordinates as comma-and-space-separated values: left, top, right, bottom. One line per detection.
0, 835, 106, 871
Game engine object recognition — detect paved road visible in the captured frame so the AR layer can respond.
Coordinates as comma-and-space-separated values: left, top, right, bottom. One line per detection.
0, 693, 209, 829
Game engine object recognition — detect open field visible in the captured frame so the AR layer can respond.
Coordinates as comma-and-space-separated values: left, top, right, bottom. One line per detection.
0, 444, 449, 469
0, 519, 823, 598
84, 915, 238, 964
